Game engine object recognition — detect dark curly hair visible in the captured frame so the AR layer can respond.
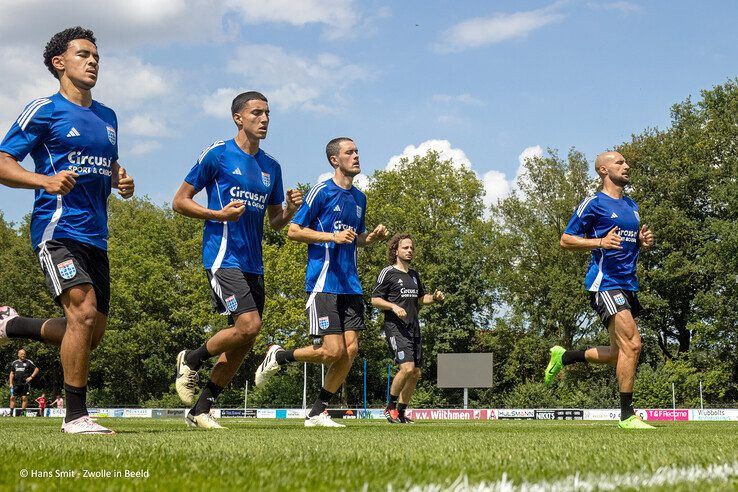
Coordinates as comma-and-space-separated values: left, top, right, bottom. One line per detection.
43, 27, 96, 79
387, 233, 413, 265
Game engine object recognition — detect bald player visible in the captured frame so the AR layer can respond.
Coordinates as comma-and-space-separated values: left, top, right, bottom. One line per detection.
545, 151, 655, 429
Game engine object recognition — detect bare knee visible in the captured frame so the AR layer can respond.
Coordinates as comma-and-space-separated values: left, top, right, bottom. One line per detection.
234, 316, 262, 345
67, 306, 97, 332
345, 340, 359, 362
321, 344, 346, 364
412, 368, 422, 380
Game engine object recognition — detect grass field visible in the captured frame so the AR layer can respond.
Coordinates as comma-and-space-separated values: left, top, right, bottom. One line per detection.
2, 418, 738, 491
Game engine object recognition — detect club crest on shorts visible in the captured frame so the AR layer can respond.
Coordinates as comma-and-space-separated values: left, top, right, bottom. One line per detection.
613, 293, 626, 306
225, 295, 238, 312
106, 126, 116, 145
356, 205, 362, 218
261, 172, 270, 187
318, 316, 330, 330
57, 260, 76, 280
397, 350, 405, 361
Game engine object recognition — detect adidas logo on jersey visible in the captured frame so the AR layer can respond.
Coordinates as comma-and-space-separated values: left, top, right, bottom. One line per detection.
611, 212, 619, 218
232, 168, 242, 175
397, 278, 403, 285
333, 205, 341, 212
66, 127, 80, 138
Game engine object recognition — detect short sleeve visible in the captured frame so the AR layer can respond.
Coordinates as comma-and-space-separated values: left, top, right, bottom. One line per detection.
0, 99, 54, 161
372, 268, 392, 299
268, 165, 285, 206
564, 195, 597, 237
185, 142, 222, 193
292, 183, 325, 227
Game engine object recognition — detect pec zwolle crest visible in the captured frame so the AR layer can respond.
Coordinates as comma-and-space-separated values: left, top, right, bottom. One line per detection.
106, 126, 116, 145
225, 295, 238, 312
57, 260, 76, 280
261, 172, 270, 187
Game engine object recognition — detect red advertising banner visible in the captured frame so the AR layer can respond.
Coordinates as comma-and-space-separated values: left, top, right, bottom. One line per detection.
639, 409, 689, 421
406, 409, 497, 420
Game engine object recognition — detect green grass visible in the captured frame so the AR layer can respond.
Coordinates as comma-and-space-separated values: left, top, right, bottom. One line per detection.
2, 418, 738, 491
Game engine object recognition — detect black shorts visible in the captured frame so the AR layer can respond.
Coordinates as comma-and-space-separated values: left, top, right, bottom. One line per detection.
206, 269, 264, 324
12, 384, 29, 397
307, 293, 365, 344
589, 289, 642, 327
385, 322, 422, 366
37, 239, 110, 315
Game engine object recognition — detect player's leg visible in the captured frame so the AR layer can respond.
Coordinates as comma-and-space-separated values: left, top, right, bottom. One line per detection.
398, 337, 422, 423
187, 311, 262, 429
177, 270, 260, 405
21, 394, 28, 411
386, 362, 415, 423
9, 394, 15, 412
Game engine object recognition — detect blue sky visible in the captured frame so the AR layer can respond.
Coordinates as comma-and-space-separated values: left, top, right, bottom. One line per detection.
0, 0, 735, 224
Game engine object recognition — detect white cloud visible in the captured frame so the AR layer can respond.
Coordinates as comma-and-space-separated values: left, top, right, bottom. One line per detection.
431, 94, 485, 106
95, 57, 173, 110
482, 170, 513, 210
587, 1, 642, 14
436, 4, 565, 53
204, 45, 372, 115
122, 114, 174, 138
129, 141, 162, 156
314, 171, 370, 190
387, 139, 471, 171
227, 0, 361, 40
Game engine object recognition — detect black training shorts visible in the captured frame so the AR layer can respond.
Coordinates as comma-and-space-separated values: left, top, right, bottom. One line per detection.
306, 293, 365, 344
37, 238, 110, 315
385, 321, 423, 366
206, 268, 264, 324
589, 289, 642, 327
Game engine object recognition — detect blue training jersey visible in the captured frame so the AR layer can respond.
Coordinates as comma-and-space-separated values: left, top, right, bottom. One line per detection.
292, 178, 367, 295
0, 92, 118, 251
184, 139, 284, 274
564, 191, 641, 291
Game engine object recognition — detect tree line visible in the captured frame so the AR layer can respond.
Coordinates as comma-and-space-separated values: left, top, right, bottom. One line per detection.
1, 80, 736, 409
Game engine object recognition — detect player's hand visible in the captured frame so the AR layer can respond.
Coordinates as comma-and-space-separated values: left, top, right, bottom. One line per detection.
600, 226, 623, 250
432, 290, 445, 303
639, 224, 654, 249
117, 167, 135, 199
44, 170, 78, 195
391, 305, 408, 320
285, 189, 303, 211
333, 229, 357, 244
366, 224, 388, 243
217, 201, 246, 222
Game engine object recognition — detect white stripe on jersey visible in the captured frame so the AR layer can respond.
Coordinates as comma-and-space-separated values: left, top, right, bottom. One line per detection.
305, 183, 326, 207
39, 145, 62, 247
19, 99, 52, 131
197, 140, 225, 164
377, 266, 393, 284
576, 195, 596, 217
17, 99, 48, 125
210, 178, 228, 273
589, 250, 605, 292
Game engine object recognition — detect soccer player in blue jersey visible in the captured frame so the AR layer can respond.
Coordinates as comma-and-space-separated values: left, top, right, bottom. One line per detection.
172, 91, 302, 429
0, 27, 135, 434
545, 151, 655, 429
255, 137, 387, 427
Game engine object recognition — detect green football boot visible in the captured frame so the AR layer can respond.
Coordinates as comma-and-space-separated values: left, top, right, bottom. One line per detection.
544, 345, 566, 386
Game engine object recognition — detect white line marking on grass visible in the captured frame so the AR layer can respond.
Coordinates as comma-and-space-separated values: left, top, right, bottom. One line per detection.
390, 461, 738, 491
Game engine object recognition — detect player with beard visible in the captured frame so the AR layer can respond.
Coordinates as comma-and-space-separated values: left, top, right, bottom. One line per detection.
545, 151, 655, 429
371, 234, 444, 423
0, 27, 135, 434
254, 137, 388, 427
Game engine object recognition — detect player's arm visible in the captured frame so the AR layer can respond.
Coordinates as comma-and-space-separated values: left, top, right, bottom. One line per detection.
560, 226, 622, 251
267, 189, 303, 230
172, 182, 245, 222
371, 297, 407, 320
111, 161, 135, 199
638, 224, 654, 250
27, 367, 39, 383
0, 151, 78, 194
357, 224, 388, 247
421, 290, 445, 305
287, 223, 356, 244
9, 371, 13, 387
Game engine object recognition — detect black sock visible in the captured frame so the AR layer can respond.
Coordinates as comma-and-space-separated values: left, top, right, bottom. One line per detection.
64, 384, 88, 423
192, 380, 224, 416
185, 344, 212, 371
276, 349, 296, 366
397, 403, 408, 418
562, 349, 587, 366
387, 393, 399, 410
6, 317, 46, 341
620, 392, 635, 420
308, 387, 334, 418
